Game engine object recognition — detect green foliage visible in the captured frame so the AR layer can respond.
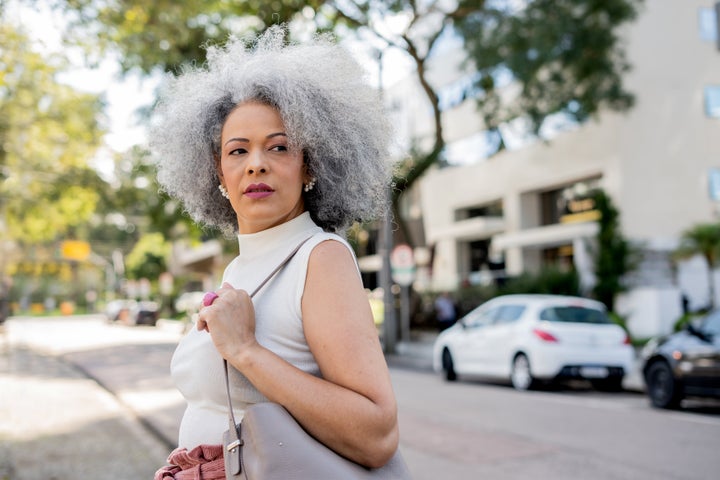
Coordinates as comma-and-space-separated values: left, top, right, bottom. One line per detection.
0, 21, 108, 308
0, 22, 106, 245
125, 232, 170, 280
52, 0, 327, 74
591, 189, 635, 311
673, 222, 720, 309
450, 267, 580, 317
673, 222, 720, 267
499, 268, 580, 297
457, 0, 642, 134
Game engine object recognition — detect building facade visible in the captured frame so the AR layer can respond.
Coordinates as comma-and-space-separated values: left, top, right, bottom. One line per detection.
385, 1, 720, 337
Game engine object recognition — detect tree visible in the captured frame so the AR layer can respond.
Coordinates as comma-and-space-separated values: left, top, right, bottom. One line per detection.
591, 189, 635, 312
46, 0, 642, 245
457, 0, 639, 135
125, 232, 170, 281
673, 223, 720, 310
0, 21, 106, 301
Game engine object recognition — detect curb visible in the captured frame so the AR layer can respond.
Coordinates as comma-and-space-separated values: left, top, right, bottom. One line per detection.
60, 353, 178, 451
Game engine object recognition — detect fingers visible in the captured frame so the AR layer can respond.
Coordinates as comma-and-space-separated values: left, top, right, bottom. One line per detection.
197, 283, 246, 332
196, 316, 208, 332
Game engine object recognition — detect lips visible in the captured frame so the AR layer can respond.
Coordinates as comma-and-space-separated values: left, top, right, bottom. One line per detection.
244, 183, 274, 194
243, 183, 274, 199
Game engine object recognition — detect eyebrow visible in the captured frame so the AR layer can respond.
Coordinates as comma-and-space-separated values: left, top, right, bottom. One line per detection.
224, 132, 287, 147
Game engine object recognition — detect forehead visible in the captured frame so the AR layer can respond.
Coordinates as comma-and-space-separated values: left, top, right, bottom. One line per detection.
222, 101, 285, 135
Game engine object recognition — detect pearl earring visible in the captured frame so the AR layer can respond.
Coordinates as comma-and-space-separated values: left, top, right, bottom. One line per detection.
218, 184, 230, 199
304, 178, 316, 193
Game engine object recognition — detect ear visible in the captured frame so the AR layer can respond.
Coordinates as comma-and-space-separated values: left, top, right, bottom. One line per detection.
214, 154, 224, 184
302, 152, 313, 183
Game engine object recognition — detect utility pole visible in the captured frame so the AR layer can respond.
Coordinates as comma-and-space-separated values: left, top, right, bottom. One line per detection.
377, 48, 397, 354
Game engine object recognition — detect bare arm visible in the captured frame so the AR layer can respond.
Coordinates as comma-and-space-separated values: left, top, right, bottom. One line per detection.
197, 240, 399, 467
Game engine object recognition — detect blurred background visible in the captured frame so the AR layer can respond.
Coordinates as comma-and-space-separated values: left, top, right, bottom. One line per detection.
1, 0, 719, 346
2, 2, 720, 479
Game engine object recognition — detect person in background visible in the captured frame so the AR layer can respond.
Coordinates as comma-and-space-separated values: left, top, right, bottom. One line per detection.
151, 26, 400, 478
434, 291, 457, 331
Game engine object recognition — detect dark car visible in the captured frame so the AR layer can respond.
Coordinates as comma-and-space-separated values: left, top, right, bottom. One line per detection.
105, 299, 159, 326
641, 310, 720, 409
129, 301, 160, 326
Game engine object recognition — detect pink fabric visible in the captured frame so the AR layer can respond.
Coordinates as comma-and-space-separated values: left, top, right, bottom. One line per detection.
154, 444, 225, 480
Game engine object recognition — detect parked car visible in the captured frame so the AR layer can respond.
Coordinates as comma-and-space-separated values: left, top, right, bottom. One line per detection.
105, 299, 159, 326
432, 294, 634, 391
129, 301, 160, 326
641, 309, 720, 409
105, 299, 137, 322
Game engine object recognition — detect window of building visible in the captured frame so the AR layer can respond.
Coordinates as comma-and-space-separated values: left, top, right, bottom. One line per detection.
704, 86, 720, 118
539, 178, 601, 226
455, 200, 503, 221
698, 5, 719, 42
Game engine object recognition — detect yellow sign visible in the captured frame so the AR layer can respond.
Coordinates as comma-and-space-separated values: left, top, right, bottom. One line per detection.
61, 240, 91, 261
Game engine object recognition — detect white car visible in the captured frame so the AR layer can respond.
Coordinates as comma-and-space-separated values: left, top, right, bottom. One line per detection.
432, 294, 635, 391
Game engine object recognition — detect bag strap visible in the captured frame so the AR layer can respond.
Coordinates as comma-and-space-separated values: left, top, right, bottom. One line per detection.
223, 236, 312, 446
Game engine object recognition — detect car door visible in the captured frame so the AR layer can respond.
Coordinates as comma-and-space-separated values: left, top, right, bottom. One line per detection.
453, 305, 501, 374
683, 311, 720, 390
481, 304, 527, 376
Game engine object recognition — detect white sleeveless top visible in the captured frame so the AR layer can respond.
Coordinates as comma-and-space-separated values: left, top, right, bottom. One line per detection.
171, 212, 352, 449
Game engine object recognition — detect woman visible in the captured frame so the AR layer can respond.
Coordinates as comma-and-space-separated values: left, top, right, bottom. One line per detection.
152, 26, 399, 478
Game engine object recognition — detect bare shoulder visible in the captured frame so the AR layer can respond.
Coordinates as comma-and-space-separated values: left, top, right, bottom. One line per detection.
303, 238, 364, 303
307, 238, 356, 268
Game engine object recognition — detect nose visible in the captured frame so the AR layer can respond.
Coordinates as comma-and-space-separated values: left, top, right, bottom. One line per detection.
246, 150, 268, 175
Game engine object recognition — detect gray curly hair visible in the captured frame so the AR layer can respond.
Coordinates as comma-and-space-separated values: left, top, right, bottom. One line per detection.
150, 25, 394, 233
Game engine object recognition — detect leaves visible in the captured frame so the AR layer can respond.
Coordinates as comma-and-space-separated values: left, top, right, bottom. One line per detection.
0, 22, 105, 244
457, 0, 642, 133
673, 222, 720, 309
674, 223, 720, 267
52, 0, 328, 73
591, 189, 636, 311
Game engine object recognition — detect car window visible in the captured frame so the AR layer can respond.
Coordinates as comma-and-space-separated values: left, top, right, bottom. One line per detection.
702, 310, 720, 337
494, 305, 526, 324
539, 305, 610, 324
463, 305, 500, 328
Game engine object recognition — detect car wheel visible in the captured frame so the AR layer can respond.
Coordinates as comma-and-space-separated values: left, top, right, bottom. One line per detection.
591, 377, 624, 392
442, 348, 457, 382
511, 353, 536, 391
645, 361, 682, 409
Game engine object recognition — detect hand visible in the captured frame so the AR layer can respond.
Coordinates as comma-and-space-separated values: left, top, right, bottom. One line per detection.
196, 282, 259, 361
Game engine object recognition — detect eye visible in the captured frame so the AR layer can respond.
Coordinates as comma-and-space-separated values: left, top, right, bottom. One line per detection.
228, 147, 247, 155
270, 144, 288, 152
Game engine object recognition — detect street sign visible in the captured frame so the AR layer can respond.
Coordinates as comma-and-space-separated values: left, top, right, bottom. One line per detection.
390, 244, 416, 286
60, 240, 91, 262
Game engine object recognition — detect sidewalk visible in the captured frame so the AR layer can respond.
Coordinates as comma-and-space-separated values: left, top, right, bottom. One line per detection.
0, 332, 171, 479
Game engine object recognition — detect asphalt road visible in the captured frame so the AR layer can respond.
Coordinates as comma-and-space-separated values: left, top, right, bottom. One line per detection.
2, 315, 719, 480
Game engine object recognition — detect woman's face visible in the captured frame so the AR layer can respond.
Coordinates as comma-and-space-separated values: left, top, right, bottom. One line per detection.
217, 101, 308, 234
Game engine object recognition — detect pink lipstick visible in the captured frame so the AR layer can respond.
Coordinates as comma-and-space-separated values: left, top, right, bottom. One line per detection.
244, 183, 274, 199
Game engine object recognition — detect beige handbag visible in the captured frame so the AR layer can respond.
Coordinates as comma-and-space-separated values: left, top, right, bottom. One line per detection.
223, 401, 412, 480
221, 238, 412, 479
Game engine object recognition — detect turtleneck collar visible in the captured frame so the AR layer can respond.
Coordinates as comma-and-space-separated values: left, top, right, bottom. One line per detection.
236, 212, 320, 260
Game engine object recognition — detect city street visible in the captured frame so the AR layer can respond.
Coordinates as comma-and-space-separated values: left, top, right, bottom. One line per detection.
2, 315, 719, 479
